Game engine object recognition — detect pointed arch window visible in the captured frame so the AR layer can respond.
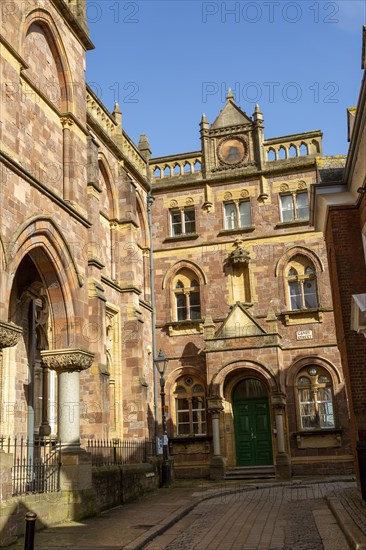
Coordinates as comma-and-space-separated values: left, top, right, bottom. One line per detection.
296, 367, 335, 430
173, 271, 201, 321
174, 376, 207, 436
287, 257, 318, 310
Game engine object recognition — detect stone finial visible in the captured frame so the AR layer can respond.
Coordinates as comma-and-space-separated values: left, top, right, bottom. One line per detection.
253, 103, 263, 121
200, 113, 209, 132
226, 88, 235, 102
203, 314, 216, 340
113, 102, 122, 127
138, 133, 152, 160
265, 306, 278, 333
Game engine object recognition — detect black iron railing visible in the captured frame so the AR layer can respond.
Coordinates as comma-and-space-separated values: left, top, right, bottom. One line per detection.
0, 436, 61, 496
86, 438, 156, 466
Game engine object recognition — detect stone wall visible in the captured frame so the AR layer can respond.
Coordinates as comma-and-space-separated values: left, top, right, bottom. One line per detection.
0, 463, 159, 547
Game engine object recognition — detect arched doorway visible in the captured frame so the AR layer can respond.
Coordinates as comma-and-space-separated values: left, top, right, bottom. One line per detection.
233, 378, 273, 466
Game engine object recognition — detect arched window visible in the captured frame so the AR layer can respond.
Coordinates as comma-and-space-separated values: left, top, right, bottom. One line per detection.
296, 366, 335, 430
174, 376, 206, 435
287, 256, 318, 310
173, 270, 201, 321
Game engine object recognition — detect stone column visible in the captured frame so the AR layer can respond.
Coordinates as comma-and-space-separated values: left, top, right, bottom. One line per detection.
0, 322, 22, 502
271, 392, 291, 480
40, 348, 95, 496
60, 116, 74, 202
40, 348, 94, 450
0, 321, 23, 428
207, 396, 225, 480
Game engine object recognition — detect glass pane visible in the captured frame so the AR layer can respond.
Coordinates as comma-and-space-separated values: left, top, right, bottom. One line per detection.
224, 203, 236, 229
280, 195, 294, 222
184, 208, 196, 233
175, 280, 184, 289
177, 398, 189, 410
304, 279, 318, 308
305, 266, 315, 275
193, 384, 204, 393
296, 192, 309, 219
177, 412, 190, 422
289, 280, 302, 310
298, 376, 311, 386
192, 396, 205, 409
288, 267, 297, 277
175, 386, 185, 394
176, 294, 187, 321
191, 279, 199, 288
239, 201, 251, 227
318, 375, 330, 384
177, 423, 190, 435
171, 210, 182, 236
189, 291, 201, 319
233, 379, 267, 399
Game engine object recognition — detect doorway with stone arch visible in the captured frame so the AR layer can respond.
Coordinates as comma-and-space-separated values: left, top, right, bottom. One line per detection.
233, 378, 273, 466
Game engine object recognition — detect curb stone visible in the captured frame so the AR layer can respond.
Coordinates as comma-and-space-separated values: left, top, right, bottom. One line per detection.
326, 494, 366, 550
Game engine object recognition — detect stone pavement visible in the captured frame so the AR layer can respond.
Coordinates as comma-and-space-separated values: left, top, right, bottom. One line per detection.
8, 477, 366, 550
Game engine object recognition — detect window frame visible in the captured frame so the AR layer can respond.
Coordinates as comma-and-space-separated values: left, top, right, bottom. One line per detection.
296, 367, 335, 431
286, 259, 318, 311
279, 191, 309, 223
174, 377, 207, 437
173, 276, 201, 322
170, 207, 196, 237
223, 200, 252, 230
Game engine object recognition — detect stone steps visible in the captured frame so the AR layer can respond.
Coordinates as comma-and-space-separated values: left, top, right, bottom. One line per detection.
225, 466, 276, 480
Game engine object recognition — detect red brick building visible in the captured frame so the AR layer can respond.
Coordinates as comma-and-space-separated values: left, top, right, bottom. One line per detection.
311, 26, 366, 498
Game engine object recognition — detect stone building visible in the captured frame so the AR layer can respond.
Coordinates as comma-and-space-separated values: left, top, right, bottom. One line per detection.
150, 91, 353, 479
311, 26, 366, 498
0, 0, 155, 455
0, 0, 355, 496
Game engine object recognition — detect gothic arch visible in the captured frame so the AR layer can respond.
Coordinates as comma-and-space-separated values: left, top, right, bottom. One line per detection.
98, 155, 118, 220
162, 260, 208, 290
7, 217, 82, 347
0, 233, 7, 270
275, 246, 324, 278
22, 8, 74, 112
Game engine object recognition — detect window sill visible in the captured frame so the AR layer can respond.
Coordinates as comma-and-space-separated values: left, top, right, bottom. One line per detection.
218, 226, 255, 236
275, 219, 309, 229
167, 319, 204, 336
281, 308, 323, 326
295, 429, 342, 449
164, 233, 199, 243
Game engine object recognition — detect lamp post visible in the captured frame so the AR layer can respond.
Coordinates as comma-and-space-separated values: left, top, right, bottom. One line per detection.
154, 349, 171, 487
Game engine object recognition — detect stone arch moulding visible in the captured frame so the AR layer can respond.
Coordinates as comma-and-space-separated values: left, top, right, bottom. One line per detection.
6, 217, 83, 336
135, 191, 149, 248
285, 355, 342, 388
165, 366, 206, 395
275, 245, 325, 278
0, 233, 7, 271
210, 360, 279, 398
98, 154, 119, 220
162, 260, 208, 290
22, 8, 74, 112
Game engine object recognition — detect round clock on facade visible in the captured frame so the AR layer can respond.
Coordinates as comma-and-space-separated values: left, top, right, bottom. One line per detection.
218, 138, 247, 165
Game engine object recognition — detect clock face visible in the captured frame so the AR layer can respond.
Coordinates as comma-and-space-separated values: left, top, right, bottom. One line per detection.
218, 138, 246, 165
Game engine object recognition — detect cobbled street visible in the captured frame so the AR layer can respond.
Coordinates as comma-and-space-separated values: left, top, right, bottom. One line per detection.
144, 482, 352, 550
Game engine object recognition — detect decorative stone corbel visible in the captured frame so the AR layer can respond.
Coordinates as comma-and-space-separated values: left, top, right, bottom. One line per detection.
0, 321, 22, 349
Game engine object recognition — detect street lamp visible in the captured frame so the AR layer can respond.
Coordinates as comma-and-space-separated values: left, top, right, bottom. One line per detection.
154, 349, 171, 487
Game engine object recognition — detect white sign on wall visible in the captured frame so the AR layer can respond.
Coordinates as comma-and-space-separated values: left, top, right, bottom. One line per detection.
296, 329, 313, 340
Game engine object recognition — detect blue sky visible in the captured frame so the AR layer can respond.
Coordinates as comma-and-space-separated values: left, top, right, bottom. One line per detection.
85, 1, 365, 158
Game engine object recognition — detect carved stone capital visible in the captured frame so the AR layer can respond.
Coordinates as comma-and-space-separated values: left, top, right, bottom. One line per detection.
271, 392, 287, 410
60, 116, 74, 128
0, 321, 23, 349
207, 396, 224, 415
40, 348, 94, 372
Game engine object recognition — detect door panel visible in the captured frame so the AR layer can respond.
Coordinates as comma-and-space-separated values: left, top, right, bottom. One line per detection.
234, 398, 273, 466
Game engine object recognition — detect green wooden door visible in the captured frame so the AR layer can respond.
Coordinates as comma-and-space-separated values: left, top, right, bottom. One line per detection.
234, 398, 273, 466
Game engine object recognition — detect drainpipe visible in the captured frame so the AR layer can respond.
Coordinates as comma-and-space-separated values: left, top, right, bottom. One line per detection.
147, 192, 159, 442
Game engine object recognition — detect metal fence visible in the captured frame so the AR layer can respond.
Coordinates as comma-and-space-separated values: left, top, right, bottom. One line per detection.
0, 436, 61, 496
86, 438, 156, 466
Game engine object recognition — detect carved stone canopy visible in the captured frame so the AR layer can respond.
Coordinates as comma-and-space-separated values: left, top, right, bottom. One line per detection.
226, 239, 250, 265
0, 321, 23, 349
40, 348, 94, 372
